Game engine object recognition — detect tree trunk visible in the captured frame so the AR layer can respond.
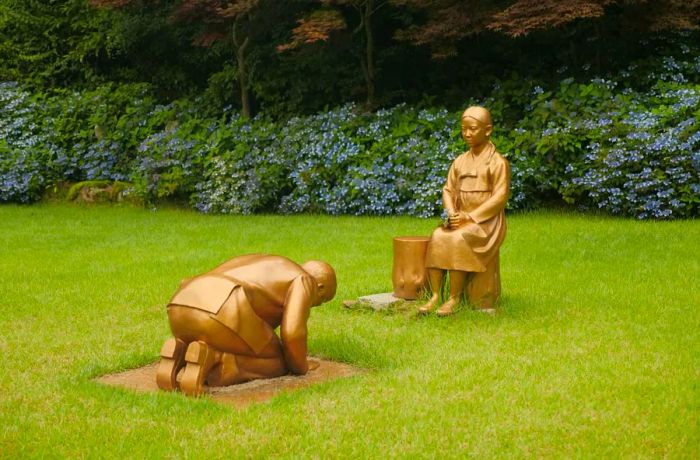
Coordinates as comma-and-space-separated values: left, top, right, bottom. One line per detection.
233, 20, 251, 118
594, 23, 601, 74
236, 42, 251, 118
363, 0, 375, 109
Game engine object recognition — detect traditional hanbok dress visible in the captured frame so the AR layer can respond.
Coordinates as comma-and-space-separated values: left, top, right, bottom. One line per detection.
425, 141, 510, 272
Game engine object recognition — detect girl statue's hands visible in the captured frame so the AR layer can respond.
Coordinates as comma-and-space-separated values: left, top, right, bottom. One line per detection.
448, 211, 471, 229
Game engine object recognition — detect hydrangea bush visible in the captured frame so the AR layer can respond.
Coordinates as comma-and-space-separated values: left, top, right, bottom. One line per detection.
46, 84, 155, 183
193, 105, 462, 217
0, 82, 53, 202
193, 113, 286, 214
494, 63, 700, 218
1, 52, 698, 218
275, 105, 461, 217
561, 82, 700, 218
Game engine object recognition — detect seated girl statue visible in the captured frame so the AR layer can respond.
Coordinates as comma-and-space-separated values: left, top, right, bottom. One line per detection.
419, 106, 510, 316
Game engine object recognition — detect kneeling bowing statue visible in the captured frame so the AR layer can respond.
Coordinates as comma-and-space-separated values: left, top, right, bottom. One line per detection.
156, 254, 337, 396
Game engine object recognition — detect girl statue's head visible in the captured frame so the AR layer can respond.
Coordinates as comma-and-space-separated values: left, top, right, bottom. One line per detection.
461, 106, 492, 127
461, 106, 493, 148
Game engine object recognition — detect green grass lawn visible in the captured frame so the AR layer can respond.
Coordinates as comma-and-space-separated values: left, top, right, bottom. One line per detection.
0, 204, 698, 458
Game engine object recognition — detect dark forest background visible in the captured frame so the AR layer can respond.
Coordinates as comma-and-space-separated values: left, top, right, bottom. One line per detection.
2, 0, 698, 117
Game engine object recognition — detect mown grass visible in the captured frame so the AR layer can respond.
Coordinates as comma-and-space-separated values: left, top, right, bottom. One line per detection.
0, 204, 698, 458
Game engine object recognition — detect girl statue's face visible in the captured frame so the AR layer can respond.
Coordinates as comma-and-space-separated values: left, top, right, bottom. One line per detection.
461, 117, 491, 148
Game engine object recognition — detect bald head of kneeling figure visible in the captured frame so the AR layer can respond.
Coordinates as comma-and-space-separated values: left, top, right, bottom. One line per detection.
301, 260, 337, 305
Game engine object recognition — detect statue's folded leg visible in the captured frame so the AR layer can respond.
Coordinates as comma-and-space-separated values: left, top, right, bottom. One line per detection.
206, 352, 238, 386
208, 352, 288, 386
235, 354, 288, 381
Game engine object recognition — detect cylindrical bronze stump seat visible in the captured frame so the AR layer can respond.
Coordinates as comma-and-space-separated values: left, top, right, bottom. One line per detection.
392, 236, 429, 299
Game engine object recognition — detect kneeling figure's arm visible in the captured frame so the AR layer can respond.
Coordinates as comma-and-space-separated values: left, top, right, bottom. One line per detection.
280, 275, 316, 374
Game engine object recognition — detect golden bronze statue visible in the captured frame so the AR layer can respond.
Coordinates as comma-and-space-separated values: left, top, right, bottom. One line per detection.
419, 106, 510, 316
392, 236, 429, 299
156, 254, 337, 396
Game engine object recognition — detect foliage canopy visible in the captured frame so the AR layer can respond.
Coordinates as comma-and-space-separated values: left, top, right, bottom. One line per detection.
2, 0, 698, 113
